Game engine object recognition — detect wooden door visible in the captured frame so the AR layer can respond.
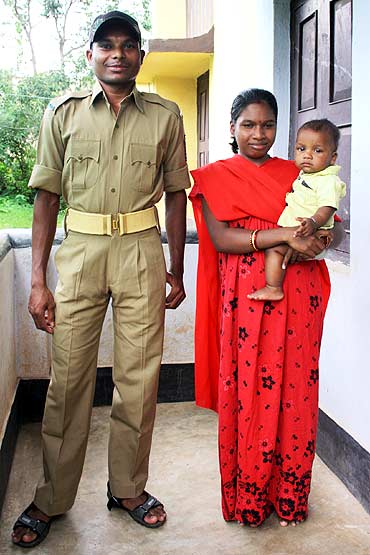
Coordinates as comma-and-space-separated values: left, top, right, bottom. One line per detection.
197, 71, 209, 167
290, 0, 352, 253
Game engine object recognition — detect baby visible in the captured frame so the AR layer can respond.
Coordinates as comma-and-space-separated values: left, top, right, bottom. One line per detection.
248, 118, 346, 302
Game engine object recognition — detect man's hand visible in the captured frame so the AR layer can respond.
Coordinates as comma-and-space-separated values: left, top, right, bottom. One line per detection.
165, 189, 187, 309
28, 189, 59, 333
28, 284, 56, 334
165, 272, 186, 309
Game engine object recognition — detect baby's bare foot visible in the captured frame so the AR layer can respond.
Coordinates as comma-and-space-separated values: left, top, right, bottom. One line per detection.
248, 285, 284, 302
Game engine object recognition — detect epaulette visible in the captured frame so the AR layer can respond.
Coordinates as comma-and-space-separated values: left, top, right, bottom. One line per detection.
139, 92, 181, 117
46, 90, 92, 114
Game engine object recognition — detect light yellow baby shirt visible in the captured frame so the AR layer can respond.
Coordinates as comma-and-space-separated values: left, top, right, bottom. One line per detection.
277, 165, 346, 229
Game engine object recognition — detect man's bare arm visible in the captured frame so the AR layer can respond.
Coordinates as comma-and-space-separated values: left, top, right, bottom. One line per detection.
164, 189, 187, 309
28, 189, 60, 333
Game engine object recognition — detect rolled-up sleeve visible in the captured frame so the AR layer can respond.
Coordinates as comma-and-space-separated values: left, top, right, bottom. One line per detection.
163, 114, 191, 193
28, 106, 64, 195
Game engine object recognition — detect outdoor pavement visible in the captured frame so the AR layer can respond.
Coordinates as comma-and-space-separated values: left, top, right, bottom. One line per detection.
1, 402, 370, 555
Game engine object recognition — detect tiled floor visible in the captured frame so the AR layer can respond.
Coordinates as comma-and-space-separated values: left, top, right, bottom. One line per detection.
1, 402, 370, 555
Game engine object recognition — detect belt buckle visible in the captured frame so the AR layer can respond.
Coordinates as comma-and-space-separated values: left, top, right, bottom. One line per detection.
112, 216, 119, 235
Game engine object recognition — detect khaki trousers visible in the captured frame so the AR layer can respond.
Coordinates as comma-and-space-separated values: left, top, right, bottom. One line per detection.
34, 228, 166, 516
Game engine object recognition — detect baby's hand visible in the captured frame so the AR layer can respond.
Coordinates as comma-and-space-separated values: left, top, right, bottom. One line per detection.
294, 217, 317, 237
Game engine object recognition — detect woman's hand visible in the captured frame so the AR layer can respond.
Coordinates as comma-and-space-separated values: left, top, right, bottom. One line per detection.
316, 228, 334, 249
282, 228, 334, 268
286, 229, 327, 258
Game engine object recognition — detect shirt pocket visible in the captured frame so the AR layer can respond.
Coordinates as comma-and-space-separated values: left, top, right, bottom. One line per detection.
67, 139, 100, 190
130, 143, 157, 193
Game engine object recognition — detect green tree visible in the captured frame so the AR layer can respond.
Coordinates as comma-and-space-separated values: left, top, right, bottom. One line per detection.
0, 1, 153, 202
0, 69, 70, 201
42, 0, 89, 71
3, 0, 38, 74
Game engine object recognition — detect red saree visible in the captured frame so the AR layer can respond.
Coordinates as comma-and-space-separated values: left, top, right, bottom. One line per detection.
190, 154, 331, 525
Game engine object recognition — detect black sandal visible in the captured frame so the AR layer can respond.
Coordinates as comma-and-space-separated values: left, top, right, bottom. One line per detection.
12, 503, 52, 548
107, 482, 166, 529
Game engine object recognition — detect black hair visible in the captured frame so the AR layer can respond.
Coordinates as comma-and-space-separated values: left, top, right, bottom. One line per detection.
298, 118, 340, 151
230, 88, 278, 153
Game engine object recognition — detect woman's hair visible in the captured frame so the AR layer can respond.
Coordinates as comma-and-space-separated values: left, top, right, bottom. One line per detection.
230, 88, 278, 153
298, 118, 340, 151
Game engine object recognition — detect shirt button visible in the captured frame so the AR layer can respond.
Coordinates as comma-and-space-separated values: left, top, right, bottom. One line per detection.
115, 123, 119, 129
147, 161, 151, 167
111, 188, 116, 193
78, 155, 83, 161
113, 155, 118, 160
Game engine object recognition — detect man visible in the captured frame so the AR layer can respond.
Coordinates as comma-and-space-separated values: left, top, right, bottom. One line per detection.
12, 11, 189, 548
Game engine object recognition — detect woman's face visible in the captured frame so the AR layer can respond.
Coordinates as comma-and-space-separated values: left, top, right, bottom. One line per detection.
230, 101, 277, 165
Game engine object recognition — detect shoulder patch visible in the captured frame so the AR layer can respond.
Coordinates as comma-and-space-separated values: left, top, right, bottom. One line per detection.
46, 90, 92, 113
139, 92, 180, 117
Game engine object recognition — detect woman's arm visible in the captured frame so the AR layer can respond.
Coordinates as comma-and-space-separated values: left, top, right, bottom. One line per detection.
328, 220, 346, 249
202, 198, 326, 258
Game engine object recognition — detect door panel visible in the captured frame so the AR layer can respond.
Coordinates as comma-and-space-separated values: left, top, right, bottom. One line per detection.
330, 0, 352, 103
197, 71, 209, 168
299, 12, 318, 111
291, 0, 352, 253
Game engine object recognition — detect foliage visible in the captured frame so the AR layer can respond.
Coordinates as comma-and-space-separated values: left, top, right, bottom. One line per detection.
0, 1, 153, 204
0, 69, 70, 201
42, 0, 102, 71
140, 0, 152, 32
0, 195, 65, 228
3, 0, 38, 74
3, 0, 151, 74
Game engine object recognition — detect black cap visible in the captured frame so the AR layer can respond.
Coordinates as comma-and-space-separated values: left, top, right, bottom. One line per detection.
89, 11, 141, 47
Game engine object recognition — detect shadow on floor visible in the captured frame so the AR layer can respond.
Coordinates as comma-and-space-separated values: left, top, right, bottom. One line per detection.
1, 402, 370, 555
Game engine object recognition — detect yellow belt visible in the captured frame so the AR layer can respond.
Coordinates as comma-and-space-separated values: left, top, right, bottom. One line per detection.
65, 206, 160, 236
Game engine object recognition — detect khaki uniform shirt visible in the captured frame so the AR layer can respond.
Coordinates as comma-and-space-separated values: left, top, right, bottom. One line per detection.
29, 83, 190, 214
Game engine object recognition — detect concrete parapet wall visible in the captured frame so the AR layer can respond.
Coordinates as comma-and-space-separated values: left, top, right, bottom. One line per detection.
0, 236, 17, 443
1, 228, 197, 381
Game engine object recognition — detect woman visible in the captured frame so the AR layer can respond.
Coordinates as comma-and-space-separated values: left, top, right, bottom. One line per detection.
190, 89, 333, 527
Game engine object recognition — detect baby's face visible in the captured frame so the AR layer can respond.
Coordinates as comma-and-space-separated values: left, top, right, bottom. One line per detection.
294, 128, 337, 173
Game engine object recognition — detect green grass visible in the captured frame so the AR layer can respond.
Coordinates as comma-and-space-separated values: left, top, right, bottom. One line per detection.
0, 200, 65, 229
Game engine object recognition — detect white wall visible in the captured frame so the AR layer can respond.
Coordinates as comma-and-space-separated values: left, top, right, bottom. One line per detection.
319, 0, 370, 452
209, 0, 274, 162
273, 0, 291, 159
211, 0, 370, 452
273, 0, 370, 452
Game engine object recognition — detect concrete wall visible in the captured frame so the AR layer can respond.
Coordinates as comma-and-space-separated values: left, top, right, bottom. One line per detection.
207, 0, 370, 453
318, 0, 370, 452
152, 0, 187, 38
153, 76, 198, 177
1, 230, 197, 383
209, 1, 274, 162
265, 1, 370, 453
0, 238, 17, 443
272, 0, 291, 159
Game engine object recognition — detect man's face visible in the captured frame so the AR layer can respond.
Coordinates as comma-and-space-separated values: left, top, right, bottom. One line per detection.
86, 22, 144, 88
